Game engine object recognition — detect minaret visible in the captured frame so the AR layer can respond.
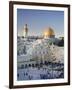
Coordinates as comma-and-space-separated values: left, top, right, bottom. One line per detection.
23, 24, 28, 38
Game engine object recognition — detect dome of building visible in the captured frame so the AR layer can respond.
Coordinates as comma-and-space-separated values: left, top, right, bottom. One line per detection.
43, 27, 55, 38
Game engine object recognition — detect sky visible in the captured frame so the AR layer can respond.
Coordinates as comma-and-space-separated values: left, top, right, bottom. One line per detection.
17, 9, 64, 37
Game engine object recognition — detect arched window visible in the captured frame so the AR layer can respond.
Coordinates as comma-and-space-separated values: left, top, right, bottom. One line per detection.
35, 63, 38, 67
21, 64, 24, 69
25, 64, 27, 68
44, 61, 48, 66
29, 64, 31, 67
32, 63, 34, 67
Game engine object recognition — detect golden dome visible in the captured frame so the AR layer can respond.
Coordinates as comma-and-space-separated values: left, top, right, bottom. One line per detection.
43, 27, 55, 38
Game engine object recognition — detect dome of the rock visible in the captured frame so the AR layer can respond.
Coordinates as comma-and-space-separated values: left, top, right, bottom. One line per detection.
43, 27, 55, 38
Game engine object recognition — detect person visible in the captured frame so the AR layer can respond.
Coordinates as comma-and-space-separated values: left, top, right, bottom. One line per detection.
24, 73, 25, 76
17, 73, 19, 77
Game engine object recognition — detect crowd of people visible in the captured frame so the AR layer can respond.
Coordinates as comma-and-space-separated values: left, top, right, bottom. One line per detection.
17, 61, 64, 80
